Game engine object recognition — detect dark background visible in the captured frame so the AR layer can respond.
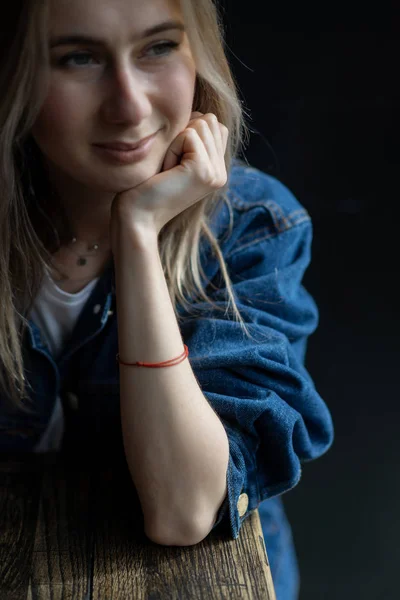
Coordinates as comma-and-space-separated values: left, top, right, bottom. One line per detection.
221, 1, 399, 598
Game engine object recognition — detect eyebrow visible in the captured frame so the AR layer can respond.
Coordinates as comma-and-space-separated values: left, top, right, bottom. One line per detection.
50, 19, 185, 49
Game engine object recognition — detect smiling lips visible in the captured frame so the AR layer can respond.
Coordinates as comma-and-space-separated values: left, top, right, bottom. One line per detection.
94, 134, 157, 151
92, 131, 158, 164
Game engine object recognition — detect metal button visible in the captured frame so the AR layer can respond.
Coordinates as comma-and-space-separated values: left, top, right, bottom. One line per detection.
237, 493, 249, 518
65, 392, 79, 411
93, 304, 101, 314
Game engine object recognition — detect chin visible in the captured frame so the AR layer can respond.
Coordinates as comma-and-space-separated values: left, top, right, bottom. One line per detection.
94, 158, 164, 194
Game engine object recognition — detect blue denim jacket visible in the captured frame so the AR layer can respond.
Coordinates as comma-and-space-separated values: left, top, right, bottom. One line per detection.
0, 158, 334, 599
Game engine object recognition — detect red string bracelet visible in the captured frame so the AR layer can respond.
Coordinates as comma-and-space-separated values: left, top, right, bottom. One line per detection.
116, 344, 189, 368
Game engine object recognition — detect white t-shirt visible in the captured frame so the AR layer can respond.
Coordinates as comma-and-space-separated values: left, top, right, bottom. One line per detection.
29, 269, 100, 453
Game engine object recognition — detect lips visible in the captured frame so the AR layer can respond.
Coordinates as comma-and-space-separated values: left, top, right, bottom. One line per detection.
94, 135, 156, 151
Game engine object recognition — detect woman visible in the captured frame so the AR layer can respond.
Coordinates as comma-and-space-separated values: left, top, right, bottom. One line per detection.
0, 0, 334, 598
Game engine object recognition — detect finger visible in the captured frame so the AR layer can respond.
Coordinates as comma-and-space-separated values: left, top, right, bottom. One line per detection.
162, 133, 185, 171
220, 123, 229, 150
197, 114, 228, 162
202, 113, 224, 158
188, 113, 226, 169
166, 127, 214, 194
163, 112, 204, 171
162, 125, 202, 171
196, 115, 228, 182
187, 118, 219, 164
189, 111, 204, 122
182, 128, 221, 188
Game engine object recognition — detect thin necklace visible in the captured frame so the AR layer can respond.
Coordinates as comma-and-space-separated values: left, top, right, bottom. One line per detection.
65, 236, 111, 266
28, 181, 112, 272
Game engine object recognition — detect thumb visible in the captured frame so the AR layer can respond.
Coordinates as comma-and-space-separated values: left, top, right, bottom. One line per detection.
161, 129, 187, 172
162, 112, 204, 172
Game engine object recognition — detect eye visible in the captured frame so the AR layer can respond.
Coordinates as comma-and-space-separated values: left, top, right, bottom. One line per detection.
56, 41, 180, 70
144, 41, 180, 58
57, 52, 98, 68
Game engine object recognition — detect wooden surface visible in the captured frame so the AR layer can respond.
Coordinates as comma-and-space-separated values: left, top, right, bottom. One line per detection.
0, 453, 276, 599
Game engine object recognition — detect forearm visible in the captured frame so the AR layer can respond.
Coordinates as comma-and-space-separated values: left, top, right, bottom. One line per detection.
113, 221, 229, 545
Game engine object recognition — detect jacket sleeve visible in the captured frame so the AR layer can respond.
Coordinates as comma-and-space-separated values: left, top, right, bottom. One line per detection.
179, 202, 334, 540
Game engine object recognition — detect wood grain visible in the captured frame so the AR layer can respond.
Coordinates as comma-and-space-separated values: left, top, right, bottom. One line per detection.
0, 454, 276, 599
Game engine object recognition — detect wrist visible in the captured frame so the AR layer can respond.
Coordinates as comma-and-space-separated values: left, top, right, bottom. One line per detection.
111, 211, 159, 253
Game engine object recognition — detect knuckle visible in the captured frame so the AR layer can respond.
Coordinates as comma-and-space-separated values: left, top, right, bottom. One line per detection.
197, 119, 209, 131
212, 173, 227, 188
204, 113, 219, 125
203, 170, 215, 185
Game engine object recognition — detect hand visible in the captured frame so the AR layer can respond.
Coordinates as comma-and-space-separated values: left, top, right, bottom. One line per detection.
111, 112, 229, 240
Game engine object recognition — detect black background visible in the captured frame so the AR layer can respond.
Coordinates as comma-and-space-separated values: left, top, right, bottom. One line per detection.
221, 1, 399, 598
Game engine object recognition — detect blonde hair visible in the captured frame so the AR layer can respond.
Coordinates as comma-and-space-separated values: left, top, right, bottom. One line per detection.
0, 0, 257, 414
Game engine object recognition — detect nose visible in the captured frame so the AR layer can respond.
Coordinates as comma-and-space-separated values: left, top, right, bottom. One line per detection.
100, 62, 153, 125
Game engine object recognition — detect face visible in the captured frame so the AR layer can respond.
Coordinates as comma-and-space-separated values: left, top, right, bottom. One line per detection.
31, 0, 197, 195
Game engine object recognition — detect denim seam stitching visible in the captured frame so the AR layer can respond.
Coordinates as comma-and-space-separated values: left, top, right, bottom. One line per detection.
226, 218, 311, 259
267, 200, 310, 232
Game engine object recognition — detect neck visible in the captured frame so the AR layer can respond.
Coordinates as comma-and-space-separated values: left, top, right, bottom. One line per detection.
44, 159, 116, 244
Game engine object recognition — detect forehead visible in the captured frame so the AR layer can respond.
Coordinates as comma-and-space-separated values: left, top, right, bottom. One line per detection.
48, 0, 182, 33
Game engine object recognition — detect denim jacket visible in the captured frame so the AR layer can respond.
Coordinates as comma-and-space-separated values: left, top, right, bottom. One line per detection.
0, 158, 333, 597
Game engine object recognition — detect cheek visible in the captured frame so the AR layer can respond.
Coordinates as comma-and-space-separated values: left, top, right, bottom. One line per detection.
158, 63, 197, 123
32, 86, 87, 146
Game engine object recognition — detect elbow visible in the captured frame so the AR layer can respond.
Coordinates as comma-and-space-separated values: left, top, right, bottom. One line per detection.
144, 513, 212, 547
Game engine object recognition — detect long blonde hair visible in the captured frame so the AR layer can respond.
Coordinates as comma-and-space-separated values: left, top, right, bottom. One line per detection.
0, 0, 256, 413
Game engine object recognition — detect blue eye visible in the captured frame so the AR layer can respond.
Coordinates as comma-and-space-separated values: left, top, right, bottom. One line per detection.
57, 41, 180, 69
58, 52, 96, 67
145, 41, 180, 57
